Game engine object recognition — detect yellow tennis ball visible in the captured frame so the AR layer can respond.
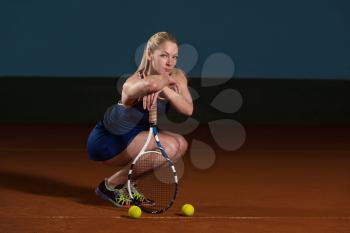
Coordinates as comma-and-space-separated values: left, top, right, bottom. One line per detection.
181, 204, 194, 216
128, 205, 142, 219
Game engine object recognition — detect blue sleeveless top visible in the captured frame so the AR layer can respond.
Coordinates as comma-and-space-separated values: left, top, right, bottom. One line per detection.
103, 70, 169, 135
103, 99, 169, 136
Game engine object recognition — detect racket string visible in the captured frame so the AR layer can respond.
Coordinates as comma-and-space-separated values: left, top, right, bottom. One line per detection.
130, 151, 177, 213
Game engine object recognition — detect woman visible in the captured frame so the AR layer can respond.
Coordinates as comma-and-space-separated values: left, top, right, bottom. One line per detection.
87, 32, 193, 207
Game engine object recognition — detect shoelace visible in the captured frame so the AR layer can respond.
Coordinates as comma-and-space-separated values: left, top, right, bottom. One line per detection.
115, 190, 131, 206
127, 184, 145, 201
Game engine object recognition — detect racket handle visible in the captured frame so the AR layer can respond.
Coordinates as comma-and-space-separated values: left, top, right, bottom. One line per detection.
149, 100, 158, 125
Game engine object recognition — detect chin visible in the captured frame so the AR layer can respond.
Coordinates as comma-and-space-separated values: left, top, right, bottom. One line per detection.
164, 69, 173, 74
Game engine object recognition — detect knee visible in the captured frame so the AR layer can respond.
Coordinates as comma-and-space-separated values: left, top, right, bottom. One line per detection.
177, 135, 188, 157
164, 137, 180, 158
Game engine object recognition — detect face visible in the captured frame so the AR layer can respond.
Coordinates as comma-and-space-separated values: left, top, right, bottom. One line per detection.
148, 41, 178, 75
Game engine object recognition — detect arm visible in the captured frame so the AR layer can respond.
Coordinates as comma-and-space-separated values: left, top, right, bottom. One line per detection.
121, 72, 171, 107
161, 69, 193, 116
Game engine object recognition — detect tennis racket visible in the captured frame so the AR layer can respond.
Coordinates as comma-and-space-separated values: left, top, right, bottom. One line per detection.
127, 100, 179, 214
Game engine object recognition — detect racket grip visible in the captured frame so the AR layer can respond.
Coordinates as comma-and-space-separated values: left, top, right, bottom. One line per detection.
149, 101, 157, 125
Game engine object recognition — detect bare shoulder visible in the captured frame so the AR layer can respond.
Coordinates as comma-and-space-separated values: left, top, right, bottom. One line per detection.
172, 68, 188, 84
124, 71, 141, 85
129, 71, 142, 80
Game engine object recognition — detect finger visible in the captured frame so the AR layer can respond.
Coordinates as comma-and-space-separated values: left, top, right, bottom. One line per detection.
147, 94, 152, 110
175, 84, 180, 93
145, 94, 149, 110
153, 91, 160, 104
150, 92, 157, 108
148, 93, 154, 110
147, 93, 153, 110
152, 92, 158, 106
143, 95, 147, 109
151, 92, 156, 105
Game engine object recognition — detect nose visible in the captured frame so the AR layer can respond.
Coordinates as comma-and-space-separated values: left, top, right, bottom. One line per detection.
167, 57, 176, 67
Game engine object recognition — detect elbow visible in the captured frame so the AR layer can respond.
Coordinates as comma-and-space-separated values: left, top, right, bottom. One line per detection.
121, 88, 134, 108
145, 80, 158, 93
121, 93, 132, 108
183, 105, 193, 117
122, 83, 132, 97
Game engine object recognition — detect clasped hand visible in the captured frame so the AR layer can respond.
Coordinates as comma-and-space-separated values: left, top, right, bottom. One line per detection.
142, 72, 179, 110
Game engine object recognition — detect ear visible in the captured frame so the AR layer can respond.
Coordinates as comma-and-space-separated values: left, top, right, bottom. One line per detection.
146, 49, 152, 61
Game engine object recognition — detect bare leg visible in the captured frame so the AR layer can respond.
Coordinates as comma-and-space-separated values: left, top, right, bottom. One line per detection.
103, 131, 179, 188
161, 130, 189, 161
106, 162, 132, 188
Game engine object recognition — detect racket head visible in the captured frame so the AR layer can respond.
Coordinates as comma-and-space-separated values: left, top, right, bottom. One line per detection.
127, 149, 178, 214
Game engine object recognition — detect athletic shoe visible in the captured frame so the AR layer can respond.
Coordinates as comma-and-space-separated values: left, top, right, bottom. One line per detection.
126, 183, 155, 206
95, 179, 131, 208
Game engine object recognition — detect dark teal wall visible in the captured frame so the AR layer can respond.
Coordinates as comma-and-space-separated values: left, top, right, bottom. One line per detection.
1, 0, 350, 79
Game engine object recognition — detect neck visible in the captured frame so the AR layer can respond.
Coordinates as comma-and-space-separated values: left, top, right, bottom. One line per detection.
146, 65, 160, 76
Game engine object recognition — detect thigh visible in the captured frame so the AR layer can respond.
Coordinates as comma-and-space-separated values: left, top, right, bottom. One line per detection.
103, 130, 179, 166
161, 130, 187, 142
161, 130, 188, 150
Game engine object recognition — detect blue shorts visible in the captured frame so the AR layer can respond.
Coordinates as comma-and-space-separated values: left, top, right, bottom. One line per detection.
86, 120, 145, 161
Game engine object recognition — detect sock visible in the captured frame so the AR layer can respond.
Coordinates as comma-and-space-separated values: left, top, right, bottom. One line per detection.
104, 179, 124, 190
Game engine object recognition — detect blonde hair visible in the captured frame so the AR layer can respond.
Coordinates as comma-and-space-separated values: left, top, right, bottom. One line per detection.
137, 32, 177, 73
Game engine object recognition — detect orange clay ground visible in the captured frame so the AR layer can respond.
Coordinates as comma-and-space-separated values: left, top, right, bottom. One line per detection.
0, 124, 349, 233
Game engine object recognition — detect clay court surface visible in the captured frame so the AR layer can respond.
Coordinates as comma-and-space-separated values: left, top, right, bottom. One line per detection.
0, 124, 349, 233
